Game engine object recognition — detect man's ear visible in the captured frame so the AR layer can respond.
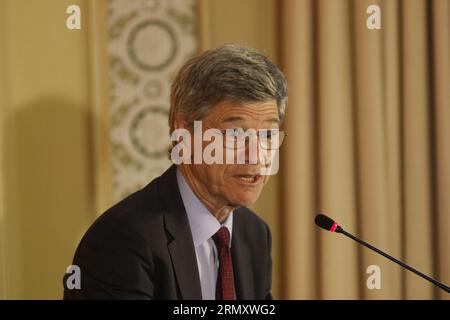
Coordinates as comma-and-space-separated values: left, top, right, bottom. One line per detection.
171, 117, 191, 146
173, 117, 188, 130
169, 116, 191, 161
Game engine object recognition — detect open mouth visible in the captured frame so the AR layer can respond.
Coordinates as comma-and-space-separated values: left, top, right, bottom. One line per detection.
234, 174, 262, 184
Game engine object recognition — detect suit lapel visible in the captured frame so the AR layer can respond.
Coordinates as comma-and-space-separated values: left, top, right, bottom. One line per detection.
159, 165, 202, 300
166, 231, 202, 299
231, 209, 254, 299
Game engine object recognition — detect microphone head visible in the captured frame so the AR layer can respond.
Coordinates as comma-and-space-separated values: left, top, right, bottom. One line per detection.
315, 214, 341, 232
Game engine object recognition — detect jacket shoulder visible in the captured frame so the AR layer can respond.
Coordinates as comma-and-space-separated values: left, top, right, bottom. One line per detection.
236, 206, 269, 225
235, 206, 271, 237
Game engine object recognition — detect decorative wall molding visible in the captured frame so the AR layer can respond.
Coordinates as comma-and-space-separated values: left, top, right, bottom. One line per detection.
106, 0, 198, 201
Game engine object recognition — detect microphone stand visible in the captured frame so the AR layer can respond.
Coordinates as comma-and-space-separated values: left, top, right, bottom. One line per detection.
335, 226, 450, 294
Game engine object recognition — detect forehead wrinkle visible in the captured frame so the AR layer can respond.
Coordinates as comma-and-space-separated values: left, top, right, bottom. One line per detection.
218, 107, 279, 122
203, 100, 279, 128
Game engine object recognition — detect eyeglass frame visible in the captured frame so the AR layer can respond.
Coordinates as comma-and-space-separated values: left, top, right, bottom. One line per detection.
196, 122, 287, 150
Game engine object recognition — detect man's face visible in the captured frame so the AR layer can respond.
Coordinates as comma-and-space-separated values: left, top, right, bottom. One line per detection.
182, 100, 280, 210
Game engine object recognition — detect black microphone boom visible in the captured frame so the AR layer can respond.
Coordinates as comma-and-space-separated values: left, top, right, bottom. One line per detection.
314, 213, 450, 294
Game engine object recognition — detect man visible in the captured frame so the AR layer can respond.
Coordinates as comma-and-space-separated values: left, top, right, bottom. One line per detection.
63, 44, 288, 300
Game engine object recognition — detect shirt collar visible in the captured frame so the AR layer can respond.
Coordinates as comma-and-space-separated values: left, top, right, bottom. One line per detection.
176, 167, 233, 248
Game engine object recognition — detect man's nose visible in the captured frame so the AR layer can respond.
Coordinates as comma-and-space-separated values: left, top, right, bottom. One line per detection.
239, 138, 272, 167
257, 146, 272, 167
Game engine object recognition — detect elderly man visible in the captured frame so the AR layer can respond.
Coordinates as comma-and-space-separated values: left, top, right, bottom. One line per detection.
64, 44, 288, 300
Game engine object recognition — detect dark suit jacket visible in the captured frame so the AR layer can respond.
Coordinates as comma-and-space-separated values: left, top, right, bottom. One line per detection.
63, 165, 273, 299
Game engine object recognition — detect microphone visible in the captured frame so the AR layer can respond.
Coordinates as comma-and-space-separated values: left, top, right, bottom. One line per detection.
314, 213, 450, 294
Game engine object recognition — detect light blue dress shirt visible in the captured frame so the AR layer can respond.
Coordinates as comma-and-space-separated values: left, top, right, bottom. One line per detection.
176, 168, 233, 300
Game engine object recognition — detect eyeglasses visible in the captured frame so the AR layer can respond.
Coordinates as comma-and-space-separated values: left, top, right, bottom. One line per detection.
200, 125, 287, 150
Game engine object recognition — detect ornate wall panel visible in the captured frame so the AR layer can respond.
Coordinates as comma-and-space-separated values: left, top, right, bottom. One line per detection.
106, 0, 198, 201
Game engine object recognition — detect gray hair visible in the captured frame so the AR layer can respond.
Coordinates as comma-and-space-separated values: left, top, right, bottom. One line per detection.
169, 44, 288, 133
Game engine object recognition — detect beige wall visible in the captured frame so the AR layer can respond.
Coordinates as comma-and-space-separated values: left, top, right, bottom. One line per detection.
199, 0, 281, 298
0, 0, 94, 299
0, 0, 7, 299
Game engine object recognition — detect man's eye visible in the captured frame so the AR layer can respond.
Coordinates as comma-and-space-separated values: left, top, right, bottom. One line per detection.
264, 131, 271, 138
261, 130, 278, 139
224, 129, 245, 138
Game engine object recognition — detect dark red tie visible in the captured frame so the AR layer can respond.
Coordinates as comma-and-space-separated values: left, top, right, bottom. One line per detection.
212, 227, 235, 300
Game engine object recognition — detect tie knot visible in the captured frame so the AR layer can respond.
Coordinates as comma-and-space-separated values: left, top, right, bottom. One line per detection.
212, 227, 230, 248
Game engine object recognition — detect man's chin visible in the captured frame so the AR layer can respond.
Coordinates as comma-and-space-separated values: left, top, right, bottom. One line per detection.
229, 194, 261, 208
